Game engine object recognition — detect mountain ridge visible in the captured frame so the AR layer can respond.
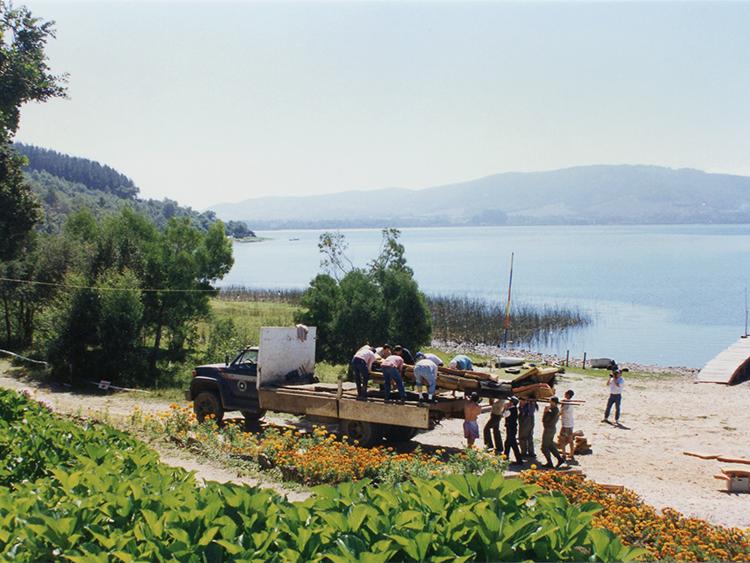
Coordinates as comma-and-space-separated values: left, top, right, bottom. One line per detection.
209, 164, 750, 229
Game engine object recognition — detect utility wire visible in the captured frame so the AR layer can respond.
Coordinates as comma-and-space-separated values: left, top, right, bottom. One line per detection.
0, 276, 220, 293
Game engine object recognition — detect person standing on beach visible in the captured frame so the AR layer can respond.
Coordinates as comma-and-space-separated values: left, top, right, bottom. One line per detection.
542, 397, 566, 469
602, 367, 624, 423
503, 396, 523, 465
518, 398, 538, 458
464, 392, 482, 448
351, 345, 376, 401
483, 397, 506, 454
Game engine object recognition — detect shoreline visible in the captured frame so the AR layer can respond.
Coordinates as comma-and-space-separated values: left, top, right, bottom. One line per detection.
432, 339, 699, 378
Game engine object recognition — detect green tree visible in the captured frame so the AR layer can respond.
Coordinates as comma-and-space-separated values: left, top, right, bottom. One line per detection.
96, 269, 144, 383
298, 229, 431, 363
143, 219, 233, 371
296, 274, 341, 362
0, 2, 67, 260
0, 145, 40, 260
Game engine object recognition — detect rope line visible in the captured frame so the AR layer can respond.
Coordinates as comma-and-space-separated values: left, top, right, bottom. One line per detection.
0, 349, 49, 366
0, 276, 220, 293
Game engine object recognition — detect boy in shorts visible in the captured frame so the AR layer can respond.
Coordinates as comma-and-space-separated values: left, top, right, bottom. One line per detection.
558, 389, 576, 461
463, 392, 482, 448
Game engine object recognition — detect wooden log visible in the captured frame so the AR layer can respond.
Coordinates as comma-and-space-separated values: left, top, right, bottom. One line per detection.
682, 451, 721, 460
716, 456, 750, 465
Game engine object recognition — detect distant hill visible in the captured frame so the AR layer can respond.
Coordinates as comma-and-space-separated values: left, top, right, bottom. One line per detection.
14, 143, 253, 237
210, 165, 750, 228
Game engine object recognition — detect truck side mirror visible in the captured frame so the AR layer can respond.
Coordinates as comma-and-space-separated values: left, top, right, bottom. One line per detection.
225, 354, 229, 366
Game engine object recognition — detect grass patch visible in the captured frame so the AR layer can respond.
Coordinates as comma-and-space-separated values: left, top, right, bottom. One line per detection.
564, 367, 682, 380
206, 298, 299, 345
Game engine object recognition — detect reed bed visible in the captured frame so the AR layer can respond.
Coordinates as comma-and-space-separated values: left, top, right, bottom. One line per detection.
219, 286, 304, 304
428, 295, 590, 347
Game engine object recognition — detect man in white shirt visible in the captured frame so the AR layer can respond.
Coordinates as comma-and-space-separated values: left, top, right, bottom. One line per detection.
602, 367, 624, 423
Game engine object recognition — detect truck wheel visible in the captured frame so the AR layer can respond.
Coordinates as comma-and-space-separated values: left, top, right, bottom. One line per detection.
241, 409, 266, 421
382, 424, 418, 443
340, 420, 384, 448
194, 391, 224, 424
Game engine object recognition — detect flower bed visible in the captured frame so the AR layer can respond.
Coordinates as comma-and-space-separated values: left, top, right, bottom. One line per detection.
130, 404, 505, 485
522, 469, 750, 562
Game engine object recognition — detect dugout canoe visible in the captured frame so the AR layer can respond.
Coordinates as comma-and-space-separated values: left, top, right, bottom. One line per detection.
496, 356, 526, 368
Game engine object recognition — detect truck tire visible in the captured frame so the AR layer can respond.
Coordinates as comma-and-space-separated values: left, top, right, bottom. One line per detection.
241, 409, 266, 421
339, 419, 384, 448
194, 391, 224, 424
382, 424, 418, 443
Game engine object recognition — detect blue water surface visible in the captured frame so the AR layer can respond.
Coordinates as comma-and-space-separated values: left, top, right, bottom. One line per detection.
220, 225, 750, 368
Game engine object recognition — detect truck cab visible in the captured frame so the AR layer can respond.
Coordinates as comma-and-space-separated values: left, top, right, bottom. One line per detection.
187, 346, 264, 422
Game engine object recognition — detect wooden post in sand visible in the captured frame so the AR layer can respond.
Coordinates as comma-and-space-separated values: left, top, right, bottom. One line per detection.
582, 352, 587, 369
565, 350, 569, 367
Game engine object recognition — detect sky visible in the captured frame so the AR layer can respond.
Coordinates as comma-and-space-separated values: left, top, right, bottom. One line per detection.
16, 1, 750, 210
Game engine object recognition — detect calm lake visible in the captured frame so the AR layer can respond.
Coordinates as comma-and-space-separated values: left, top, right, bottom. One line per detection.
219, 225, 750, 368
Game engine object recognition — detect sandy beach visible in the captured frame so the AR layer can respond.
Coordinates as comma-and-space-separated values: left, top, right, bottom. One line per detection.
417, 369, 750, 529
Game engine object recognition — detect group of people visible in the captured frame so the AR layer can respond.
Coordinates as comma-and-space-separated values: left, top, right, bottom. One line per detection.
464, 389, 578, 469
350, 344, 473, 405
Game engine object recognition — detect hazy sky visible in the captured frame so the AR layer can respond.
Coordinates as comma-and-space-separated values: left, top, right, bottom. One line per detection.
16, 1, 750, 210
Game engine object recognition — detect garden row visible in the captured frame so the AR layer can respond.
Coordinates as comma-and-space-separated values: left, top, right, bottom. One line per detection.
0, 388, 640, 561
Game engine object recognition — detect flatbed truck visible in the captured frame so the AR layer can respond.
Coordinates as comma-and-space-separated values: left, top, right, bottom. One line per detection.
187, 326, 472, 446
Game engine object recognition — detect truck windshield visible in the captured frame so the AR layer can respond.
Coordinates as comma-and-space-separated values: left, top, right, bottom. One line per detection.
235, 349, 258, 365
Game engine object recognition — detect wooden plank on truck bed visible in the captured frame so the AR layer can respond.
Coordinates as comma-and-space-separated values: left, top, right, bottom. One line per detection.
338, 397, 430, 429
259, 388, 338, 418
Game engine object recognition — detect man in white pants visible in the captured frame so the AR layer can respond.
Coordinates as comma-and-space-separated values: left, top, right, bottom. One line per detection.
413, 357, 438, 405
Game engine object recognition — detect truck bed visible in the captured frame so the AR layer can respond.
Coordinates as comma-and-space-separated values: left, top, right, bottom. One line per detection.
258, 382, 464, 430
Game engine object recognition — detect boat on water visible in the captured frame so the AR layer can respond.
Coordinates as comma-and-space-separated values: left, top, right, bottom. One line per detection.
288, 237, 300, 241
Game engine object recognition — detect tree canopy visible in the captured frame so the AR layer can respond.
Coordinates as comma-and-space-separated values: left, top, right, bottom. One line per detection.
0, 2, 67, 261
297, 229, 431, 363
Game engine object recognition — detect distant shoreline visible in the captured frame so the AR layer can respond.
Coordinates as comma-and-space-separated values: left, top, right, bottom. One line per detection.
237, 223, 750, 234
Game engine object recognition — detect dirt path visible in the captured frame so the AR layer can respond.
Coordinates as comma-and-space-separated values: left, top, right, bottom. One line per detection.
0, 361, 309, 503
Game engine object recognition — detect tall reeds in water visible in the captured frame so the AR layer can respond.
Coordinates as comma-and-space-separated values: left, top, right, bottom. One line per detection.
428, 295, 590, 347
218, 287, 589, 347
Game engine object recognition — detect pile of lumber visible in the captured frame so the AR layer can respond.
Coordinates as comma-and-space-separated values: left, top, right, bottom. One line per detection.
371, 362, 561, 400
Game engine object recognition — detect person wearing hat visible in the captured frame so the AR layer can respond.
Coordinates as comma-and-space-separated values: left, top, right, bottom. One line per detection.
602, 366, 625, 424
502, 396, 523, 465
415, 351, 443, 367
542, 396, 566, 469
463, 392, 482, 448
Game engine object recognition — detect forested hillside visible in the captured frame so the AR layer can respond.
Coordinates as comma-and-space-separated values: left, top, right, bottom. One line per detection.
13, 143, 253, 237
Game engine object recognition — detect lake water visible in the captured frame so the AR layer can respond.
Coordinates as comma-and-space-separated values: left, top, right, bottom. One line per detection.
219, 225, 750, 368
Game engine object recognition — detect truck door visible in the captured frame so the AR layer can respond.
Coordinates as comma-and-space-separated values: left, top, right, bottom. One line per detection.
223, 349, 259, 406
